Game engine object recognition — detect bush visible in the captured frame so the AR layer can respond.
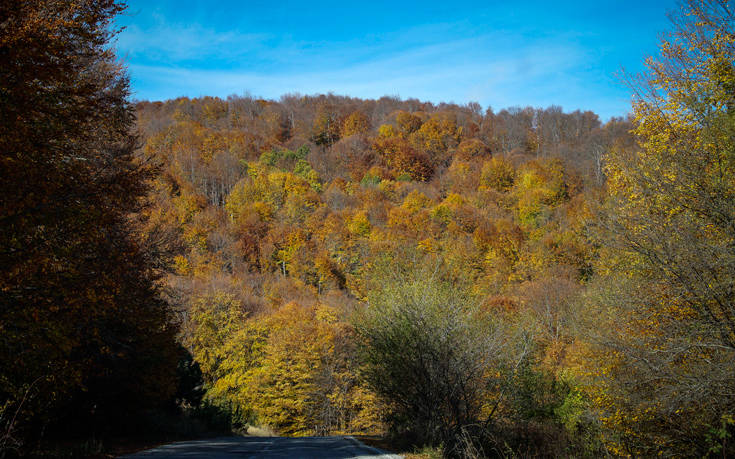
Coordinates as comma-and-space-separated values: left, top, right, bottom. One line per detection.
354, 262, 504, 454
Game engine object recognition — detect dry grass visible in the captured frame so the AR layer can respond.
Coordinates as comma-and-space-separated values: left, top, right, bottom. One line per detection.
245, 425, 277, 437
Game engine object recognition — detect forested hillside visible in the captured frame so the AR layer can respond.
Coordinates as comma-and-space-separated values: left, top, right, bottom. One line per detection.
134, 94, 630, 452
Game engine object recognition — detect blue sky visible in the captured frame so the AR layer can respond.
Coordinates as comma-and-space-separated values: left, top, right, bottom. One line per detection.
115, 0, 679, 121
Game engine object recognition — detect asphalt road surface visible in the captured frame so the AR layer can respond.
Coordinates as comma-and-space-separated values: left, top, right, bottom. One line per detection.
121, 435, 402, 458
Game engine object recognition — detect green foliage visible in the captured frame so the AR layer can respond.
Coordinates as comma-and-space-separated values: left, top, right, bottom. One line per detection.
293, 159, 322, 191
354, 258, 504, 449
509, 364, 569, 421
706, 414, 735, 456
259, 145, 309, 169
360, 171, 382, 186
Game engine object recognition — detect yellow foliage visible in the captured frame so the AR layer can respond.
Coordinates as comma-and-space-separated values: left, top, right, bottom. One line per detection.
342, 111, 370, 137
173, 255, 191, 275
401, 189, 433, 212
409, 113, 461, 154
479, 156, 515, 192
347, 211, 371, 237
191, 300, 381, 436
417, 237, 438, 253
377, 123, 397, 138
395, 111, 423, 135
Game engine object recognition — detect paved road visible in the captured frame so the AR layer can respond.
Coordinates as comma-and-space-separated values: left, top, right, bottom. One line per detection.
120, 435, 402, 458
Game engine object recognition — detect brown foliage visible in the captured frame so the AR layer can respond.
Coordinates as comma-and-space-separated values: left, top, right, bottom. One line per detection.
373, 137, 433, 181
0, 0, 178, 447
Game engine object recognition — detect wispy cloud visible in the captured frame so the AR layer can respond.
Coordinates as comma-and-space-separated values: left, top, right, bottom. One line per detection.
115, 14, 271, 65
116, 0, 675, 120
126, 29, 601, 112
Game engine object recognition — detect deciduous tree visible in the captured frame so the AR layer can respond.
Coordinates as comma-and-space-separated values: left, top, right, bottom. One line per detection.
580, 1, 735, 454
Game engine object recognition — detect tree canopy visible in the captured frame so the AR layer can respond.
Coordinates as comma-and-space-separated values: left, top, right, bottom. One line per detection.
0, 0, 178, 450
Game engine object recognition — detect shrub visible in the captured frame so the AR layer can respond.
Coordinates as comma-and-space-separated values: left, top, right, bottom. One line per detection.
354, 263, 504, 453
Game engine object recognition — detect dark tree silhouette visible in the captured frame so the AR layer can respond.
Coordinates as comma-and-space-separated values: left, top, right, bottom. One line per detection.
0, 0, 178, 450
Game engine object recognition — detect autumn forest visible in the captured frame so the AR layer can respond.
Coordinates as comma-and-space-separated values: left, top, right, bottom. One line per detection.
2, 0, 735, 457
